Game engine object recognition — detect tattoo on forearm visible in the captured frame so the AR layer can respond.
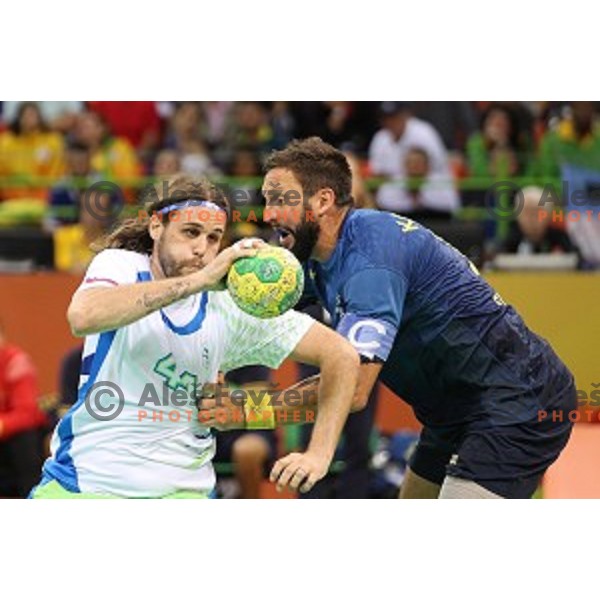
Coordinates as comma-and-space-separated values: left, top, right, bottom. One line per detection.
139, 280, 192, 311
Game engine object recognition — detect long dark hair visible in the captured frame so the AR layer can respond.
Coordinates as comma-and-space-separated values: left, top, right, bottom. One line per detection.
92, 174, 231, 254
10, 102, 48, 135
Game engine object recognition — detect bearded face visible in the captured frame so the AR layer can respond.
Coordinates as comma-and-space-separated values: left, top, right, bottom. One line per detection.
263, 168, 323, 263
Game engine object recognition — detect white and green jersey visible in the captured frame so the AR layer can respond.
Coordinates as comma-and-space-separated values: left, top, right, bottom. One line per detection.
41, 249, 313, 497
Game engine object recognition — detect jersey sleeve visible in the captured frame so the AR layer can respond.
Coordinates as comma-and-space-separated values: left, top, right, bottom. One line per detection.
219, 293, 315, 372
336, 267, 407, 362
77, 249, 140, 291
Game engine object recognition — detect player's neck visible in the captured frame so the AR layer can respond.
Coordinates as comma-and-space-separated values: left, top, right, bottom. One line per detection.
312, 206, 351, 262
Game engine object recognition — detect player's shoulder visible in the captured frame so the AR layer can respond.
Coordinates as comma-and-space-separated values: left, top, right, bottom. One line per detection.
346, 208, 395, 229
92, 248, 150, 270
82, 249, 151, 288
345, 209, 418, 245
342, 209, 432, 270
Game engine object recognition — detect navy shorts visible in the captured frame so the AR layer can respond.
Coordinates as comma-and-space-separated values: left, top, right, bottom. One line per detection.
409, 378, 577, 498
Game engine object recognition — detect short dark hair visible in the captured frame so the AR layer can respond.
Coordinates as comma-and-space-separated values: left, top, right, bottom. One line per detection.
264, 137, 353, 206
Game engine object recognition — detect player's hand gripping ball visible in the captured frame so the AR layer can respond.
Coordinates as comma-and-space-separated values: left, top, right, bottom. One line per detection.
227, 245, 304, 318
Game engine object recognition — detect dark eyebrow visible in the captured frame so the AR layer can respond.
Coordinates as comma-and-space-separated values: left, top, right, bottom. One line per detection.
183, 223, 205, 231
182, 223, 225, 235
262, 185, 283, 200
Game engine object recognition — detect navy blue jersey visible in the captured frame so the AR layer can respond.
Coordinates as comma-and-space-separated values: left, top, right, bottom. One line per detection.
306, 209, 573, 428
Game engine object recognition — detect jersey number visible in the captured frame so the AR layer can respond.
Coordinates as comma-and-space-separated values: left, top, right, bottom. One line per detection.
154, 353, 198, 395
392, 214, 419, 233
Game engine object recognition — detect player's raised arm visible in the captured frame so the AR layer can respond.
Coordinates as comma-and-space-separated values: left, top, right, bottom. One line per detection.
67, 241, 263, 337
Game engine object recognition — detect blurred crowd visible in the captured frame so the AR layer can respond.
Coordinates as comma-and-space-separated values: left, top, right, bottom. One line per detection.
1, 100, 600, 271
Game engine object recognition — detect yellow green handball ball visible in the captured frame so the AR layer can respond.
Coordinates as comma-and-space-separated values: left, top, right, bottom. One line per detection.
227, 246, 305, 319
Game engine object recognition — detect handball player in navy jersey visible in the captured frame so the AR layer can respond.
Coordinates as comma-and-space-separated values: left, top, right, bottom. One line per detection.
262, 137, 576, 499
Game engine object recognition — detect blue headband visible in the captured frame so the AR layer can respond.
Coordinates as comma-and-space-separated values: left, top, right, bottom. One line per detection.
157, 199, 227, 215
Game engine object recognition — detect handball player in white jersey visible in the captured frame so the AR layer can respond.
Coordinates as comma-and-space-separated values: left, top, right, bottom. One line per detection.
30, 175, 359, 499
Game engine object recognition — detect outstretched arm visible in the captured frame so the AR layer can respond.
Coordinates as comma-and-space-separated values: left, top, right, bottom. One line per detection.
68, 242, 262, 336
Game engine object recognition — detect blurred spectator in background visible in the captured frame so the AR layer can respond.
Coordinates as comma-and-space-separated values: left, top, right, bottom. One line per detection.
500, 186, 577, 255
519, 101, 556, 145
467, 103, 529, 178
535, 102, 600, 177
229, 146, 262, 178
217, 102, 275, 168
344, 151, 375, 209
375, 147, 459, 220
74, 110, 141, 181
292, 101, 378, 155
46, 141, 100, 229
535, 101, 600, 267
201, 101, 234, 149
369, 102, 454, 178
0, 102, 65, 200
226, 146, 263, 210
412, 101, 477, 152
0, 321, 47, 497
153, 149, 181, 178
270, 101, 295, 150
53, 187, 116, 273
213, 366, 277, 499
88, 101, 162, 168
1, 101, 83, 134
164, 102, 219, 177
